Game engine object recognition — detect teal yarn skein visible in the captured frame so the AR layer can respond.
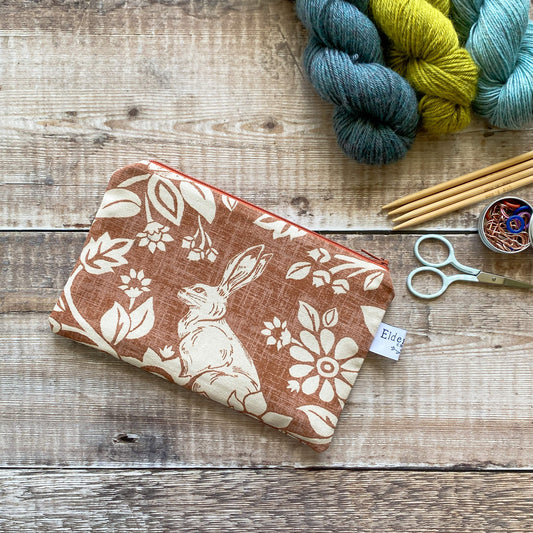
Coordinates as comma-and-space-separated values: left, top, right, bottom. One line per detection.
451, 0, 533, 129
296, 0, 420, 165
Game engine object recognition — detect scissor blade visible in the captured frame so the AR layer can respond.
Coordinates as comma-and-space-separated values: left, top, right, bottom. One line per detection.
477, 272, 533, 289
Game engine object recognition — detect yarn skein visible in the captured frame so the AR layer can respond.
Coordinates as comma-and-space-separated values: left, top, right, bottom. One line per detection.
368, 0, 478, 135
296, 0, 420, 165
451, 0, 533, 129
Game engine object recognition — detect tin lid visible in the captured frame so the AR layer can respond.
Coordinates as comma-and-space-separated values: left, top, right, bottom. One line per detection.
478, 196, 532, 254
530, 210, 533, 249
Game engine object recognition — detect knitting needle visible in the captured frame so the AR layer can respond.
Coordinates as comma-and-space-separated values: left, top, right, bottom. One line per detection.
392, 166, 533, 224
382, 149, 533, 211
392, 173, 533, 230
387, 158, 533, 217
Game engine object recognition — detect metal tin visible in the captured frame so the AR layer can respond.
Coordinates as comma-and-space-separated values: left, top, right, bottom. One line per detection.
478, 196, 532, 254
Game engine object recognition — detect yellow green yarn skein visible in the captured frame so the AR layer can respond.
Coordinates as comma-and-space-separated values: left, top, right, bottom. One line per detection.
368, 0, 478, 134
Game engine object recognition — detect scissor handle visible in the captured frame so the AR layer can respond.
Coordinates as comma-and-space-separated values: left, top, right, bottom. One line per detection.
407, 266, 451, 299
414, 234, 455, 268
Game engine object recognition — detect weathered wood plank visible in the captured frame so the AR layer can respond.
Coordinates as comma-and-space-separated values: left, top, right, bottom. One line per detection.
1, 231, 532, 467
1, 469, 532, 532
1, 1, 532, 230
2, 0, 532, 522
3, 230, 533, 317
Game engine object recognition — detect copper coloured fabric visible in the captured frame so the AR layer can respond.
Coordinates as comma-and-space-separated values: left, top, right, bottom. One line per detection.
49, 161, 394, 452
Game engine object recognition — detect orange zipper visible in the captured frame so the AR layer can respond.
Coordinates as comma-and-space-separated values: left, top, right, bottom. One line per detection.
149, 160, 389, 270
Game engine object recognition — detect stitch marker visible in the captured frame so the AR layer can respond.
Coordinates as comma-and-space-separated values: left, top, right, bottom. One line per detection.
479, 196, 532, 254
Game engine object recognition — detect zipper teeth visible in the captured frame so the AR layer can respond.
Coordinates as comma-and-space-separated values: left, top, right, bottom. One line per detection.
359, 249, 389, 268
148, 160, 389, 270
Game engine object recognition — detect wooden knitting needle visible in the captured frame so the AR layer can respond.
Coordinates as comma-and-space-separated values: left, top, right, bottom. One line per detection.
392, 166, 533, 223
382, 149, 533, 211
387, 158, 533, 217
392, 173, 533, 230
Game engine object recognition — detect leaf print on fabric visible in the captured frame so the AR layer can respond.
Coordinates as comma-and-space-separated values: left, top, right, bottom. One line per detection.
98, 170, 221, 257
222, 194, 238, 212
308, 248, 331, 263
287, 302, 363, 405
54, 265, 118, 357
100, 302, 130, 345
139, 346, 180, 365
322, 308, 338, 328
298, 405, 338, 438
49, 316, 61, 333
361, 305, 386, 337
332, 254, 385, 292
364, 271, 385, 291
95, 166, 225, 262
286, 249, 386, 295
80, 232, 134, 275
126, 297, 155, 340
254, 214, 307, 240
331, 279, 349, 295
179, 180, 216, 224
261, 316, 291, 351
312, 269, 331, 288
297, 301, 320, 332
147, 174, 184, 226
53, 296, 66, 313
286, 261, 312, 280
96, 188, 142, 219
331, 254, 386, 274
143, 347, 169, 367
261, 412, 293, 429
100, 297, 155, 344
243, 391, 268, 416
117, 173, 150, 189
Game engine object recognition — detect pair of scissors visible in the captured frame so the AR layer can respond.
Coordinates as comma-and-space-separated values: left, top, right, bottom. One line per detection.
407, 234, 533, 299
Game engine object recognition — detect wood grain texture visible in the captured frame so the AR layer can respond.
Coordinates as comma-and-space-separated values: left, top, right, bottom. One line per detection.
2, 0, 533, 526
1, 469, 532, 532
1, 1, 532, 230
2, 231, 532, 467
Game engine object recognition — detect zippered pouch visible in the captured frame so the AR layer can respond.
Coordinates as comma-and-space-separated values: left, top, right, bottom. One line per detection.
49, 161, 395, 452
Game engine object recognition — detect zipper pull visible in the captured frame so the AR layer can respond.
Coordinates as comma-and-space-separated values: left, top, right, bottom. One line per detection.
360, 249, 389, 268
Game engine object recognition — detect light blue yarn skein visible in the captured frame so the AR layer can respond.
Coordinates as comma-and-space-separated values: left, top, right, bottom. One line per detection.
296, 0, 420, 165
451, 0, 533, 129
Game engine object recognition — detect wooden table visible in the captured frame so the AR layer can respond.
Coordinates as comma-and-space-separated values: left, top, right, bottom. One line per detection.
2, 1, 532, 530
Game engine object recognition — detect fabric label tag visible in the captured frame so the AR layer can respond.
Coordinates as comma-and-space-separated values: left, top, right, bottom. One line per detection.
369, 323, 406, 361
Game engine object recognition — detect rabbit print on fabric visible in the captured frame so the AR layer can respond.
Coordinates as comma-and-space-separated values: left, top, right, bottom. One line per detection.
50, 161, 394, 452
177, 244, 272, 414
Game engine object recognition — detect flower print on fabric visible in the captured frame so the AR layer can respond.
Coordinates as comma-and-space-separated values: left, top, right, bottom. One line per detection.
181, 216, 218, 262
137, 220, 173, 254
118, 244, 294, 431
286, 302, 363, 405
49, 232, 155, 356
158, 345, 175, 360
95, 167, 218, 258
119, 269, 151, 309
261, 316, 291, 351
50, 161, 396, 453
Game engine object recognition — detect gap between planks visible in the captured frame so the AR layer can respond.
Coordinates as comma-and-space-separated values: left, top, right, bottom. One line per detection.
0, 228, 481, 235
